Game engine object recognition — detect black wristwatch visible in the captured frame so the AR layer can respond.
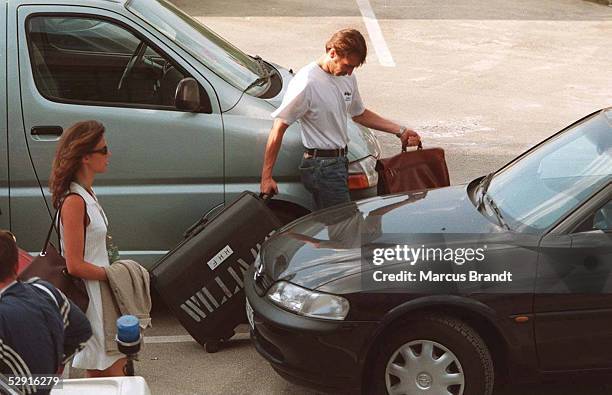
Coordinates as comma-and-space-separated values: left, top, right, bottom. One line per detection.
395, 126, 407, 138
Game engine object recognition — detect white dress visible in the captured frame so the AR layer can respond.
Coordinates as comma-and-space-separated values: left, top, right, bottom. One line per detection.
60, 182, 122, 370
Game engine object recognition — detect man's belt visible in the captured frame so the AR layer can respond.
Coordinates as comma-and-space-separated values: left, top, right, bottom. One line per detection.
304, 146, 347, 158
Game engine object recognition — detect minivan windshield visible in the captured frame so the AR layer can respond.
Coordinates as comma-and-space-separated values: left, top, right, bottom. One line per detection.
483, 109, 612, 232
127, 0, 267, 95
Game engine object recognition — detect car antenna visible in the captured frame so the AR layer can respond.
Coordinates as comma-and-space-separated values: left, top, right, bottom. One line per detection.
222, 56, 272, 114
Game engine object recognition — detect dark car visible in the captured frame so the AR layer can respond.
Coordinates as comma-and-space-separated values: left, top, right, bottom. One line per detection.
245, 108, 612, 395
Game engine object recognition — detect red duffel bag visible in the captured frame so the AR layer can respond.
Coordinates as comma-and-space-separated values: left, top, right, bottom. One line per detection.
376, 142, 450, 194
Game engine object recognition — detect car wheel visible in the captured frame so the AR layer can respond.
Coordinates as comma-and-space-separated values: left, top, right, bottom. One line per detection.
368, 314, 494, 395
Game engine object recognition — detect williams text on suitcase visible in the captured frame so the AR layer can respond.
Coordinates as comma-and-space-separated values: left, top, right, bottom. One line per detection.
179, 242, 267, 322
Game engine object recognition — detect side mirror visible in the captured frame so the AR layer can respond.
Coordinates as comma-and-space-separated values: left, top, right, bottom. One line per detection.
175, 77, 200, 112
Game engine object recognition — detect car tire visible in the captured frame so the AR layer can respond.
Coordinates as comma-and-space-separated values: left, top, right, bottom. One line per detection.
367, 314, 494, 395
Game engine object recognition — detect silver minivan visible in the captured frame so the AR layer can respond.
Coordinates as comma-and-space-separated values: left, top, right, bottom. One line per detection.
0, 0, 381, 267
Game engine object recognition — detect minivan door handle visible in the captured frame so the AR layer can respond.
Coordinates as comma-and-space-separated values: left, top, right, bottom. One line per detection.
31, 126, 63, 136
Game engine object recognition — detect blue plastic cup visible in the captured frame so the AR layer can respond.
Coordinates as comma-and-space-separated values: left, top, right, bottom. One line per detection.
116, 315, 140, 343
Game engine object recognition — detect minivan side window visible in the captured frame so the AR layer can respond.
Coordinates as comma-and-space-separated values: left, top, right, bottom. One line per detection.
26, 15, 210, 112
573, 199, 612, 233
593, 200, 611, 232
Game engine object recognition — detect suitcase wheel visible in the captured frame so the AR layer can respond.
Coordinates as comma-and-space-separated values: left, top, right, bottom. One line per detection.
204, 331, 235, 353
205, 341, 221, 353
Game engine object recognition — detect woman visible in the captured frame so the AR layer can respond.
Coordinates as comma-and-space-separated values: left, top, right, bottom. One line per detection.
49, 120, 126, 377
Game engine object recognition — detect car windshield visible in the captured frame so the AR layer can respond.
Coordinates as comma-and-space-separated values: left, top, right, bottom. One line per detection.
484, 109, 612, 232
126, 0, 267, 95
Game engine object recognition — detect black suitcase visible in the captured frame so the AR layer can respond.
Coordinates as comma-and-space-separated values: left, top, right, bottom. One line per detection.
150, 192, 281, 352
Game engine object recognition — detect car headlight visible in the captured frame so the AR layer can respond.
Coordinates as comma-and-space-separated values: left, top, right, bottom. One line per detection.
266, 281, 349, 320
348, 156, 378, 190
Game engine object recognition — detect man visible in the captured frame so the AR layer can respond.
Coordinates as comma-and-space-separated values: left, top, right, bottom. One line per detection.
0, 230, 92, 395
260, 28, 421, 209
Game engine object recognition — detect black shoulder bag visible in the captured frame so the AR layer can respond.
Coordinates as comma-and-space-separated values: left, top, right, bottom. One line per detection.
18, 193, 90, 312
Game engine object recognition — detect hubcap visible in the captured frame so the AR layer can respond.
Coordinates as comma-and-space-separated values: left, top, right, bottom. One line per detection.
385, 340, 464, 395
416, 373, 432, 389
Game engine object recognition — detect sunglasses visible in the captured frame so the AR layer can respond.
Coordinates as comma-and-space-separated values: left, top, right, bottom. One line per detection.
89, 146, 109, 155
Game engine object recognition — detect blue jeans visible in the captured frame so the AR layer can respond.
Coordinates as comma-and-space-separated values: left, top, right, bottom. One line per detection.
299, 156, 350, 210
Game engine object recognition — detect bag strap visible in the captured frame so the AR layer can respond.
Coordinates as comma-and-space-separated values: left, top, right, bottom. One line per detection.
41, 193, 87, 255
41, 211, 58, 255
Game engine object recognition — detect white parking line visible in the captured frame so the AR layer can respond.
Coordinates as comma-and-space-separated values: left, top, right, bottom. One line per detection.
144, 333, 250, 344
144, 335, 195, 344
355, 0, 396, 67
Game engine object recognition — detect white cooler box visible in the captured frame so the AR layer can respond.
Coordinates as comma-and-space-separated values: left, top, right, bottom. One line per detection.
51, 377, 151, 395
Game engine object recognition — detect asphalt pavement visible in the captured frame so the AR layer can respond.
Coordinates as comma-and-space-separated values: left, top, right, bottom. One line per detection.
95, 0, 612, 394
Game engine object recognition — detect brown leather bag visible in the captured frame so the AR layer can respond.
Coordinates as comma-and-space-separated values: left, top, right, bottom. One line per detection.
376, 142, 450, 194
19, 194, 90, 312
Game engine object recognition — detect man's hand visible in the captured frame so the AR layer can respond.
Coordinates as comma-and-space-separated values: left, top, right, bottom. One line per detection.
400, 128, 421, 147
260, 177, 279, 197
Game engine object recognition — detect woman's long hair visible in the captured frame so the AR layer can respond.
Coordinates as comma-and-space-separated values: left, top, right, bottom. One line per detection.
49, 120, 105, 209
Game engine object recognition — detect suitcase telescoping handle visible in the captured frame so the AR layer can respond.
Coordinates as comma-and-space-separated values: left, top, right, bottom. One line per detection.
183, 193, 273, 239
402, 141, 424, 153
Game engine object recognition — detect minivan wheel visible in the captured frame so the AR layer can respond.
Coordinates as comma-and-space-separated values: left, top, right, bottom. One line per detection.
367, 314, 494, 395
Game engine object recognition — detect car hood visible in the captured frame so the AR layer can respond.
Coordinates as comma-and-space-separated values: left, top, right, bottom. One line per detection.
260, 184, 501, 290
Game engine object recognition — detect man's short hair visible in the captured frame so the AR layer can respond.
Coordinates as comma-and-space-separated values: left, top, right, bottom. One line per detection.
0, 230, 18, 281
325, 29, 367, 65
